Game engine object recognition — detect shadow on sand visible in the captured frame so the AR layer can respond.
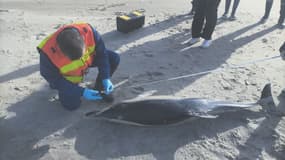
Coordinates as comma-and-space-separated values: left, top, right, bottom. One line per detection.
1, 14, 281, 160
236, 94, 285, 160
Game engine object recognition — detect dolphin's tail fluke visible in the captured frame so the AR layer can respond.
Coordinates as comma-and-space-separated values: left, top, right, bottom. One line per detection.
258, 83, 275, 107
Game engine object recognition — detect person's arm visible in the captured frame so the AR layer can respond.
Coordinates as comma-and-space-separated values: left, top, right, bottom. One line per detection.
39, 52, 85, 97
91, 27, 111, 80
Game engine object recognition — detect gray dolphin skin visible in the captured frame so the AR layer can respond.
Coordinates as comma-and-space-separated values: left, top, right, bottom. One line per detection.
86, 83, 274, 126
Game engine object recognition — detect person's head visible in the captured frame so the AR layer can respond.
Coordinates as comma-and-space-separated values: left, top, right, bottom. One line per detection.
57, 28, 85, 60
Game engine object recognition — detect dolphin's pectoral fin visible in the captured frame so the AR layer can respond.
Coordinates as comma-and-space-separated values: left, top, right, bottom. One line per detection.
189, 112, 219, 119
197, 114, 219, 119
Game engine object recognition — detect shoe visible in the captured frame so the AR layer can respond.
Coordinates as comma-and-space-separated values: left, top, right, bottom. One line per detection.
229, 16, 237, 21
277, 22, 285, 29
188, 38, 200, 45
200, 40, 212, 48
221, 14, 228, 20
260, 17, 268, 24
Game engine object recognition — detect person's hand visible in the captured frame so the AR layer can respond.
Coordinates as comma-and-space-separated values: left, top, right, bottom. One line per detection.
102, 79, 113, 94
280, 42, 285, 60
83, 88, 102, 100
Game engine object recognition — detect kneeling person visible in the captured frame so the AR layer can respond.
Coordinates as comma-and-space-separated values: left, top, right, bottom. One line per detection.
37, 22, 120, 110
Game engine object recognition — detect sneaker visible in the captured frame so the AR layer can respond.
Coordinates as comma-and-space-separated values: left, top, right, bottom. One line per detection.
200, 40, 212, 48
260, 17, 268, 24
277, 22, 285, 29
221, 14, 228, 20
187, 38, 200, 45
229, 16, 237, 21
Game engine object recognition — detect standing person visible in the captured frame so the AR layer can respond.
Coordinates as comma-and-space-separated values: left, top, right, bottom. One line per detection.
37, 22, 120, 110
260, 0, 285, 29
222, 0, 241, 21
188, 0, 221, 48
189, 0, 199, 15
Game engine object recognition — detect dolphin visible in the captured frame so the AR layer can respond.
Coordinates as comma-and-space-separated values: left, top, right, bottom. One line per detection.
86, 83, 275, 126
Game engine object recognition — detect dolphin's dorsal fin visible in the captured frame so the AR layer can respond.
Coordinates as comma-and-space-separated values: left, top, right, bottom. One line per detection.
258, 83, 275, 107
260, 83, 272, 100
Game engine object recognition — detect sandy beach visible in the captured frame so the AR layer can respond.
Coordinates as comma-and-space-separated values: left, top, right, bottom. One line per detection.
0, 0, 285, 159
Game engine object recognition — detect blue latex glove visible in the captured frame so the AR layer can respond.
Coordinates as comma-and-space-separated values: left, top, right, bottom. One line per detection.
83, 88, 102, 100
102, 79, 113, 94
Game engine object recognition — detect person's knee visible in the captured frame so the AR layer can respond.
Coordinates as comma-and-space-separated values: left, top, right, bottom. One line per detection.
108, 50, 120, 66
59, 93, 81, 111
62, 103, 80, 111
113, 52, 120, 66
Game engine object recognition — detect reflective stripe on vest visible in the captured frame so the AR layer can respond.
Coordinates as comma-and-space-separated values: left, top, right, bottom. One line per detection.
60, 46, 95, 74
38, 34, 53, 49
64, 75, 83, 83
60, 46, 95, 83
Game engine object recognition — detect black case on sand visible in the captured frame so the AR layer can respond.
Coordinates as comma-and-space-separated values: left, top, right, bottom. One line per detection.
116, 11, 145, 33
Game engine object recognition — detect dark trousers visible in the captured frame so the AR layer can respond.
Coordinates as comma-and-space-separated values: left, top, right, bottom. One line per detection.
190, 0, 199, 12
263, 0, 273, 19
280, 0, 285, 24
263, 0, 285, 24
93, 50, 120, 91
224, 0, 240, 17
191, 0, 220, 40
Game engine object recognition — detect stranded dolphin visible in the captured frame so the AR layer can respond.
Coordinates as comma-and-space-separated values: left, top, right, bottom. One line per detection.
86, 83, 274, 126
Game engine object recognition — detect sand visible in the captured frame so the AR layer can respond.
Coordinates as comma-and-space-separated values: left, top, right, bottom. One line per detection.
0, 0, 285, 159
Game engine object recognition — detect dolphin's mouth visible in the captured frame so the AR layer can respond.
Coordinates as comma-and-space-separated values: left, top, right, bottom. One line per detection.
99, 117, 156, 127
